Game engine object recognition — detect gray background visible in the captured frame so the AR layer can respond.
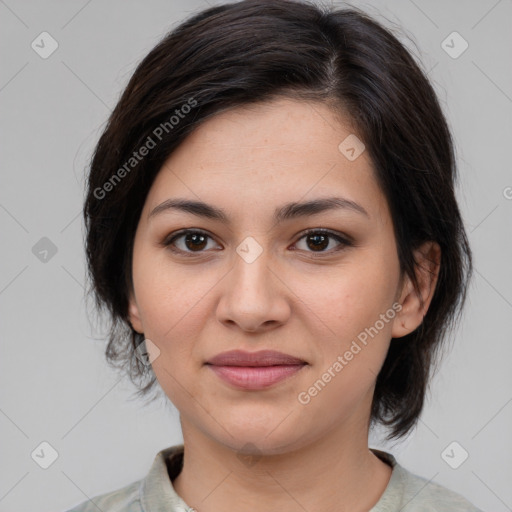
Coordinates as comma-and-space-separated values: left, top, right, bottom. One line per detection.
0, 0, 511, 511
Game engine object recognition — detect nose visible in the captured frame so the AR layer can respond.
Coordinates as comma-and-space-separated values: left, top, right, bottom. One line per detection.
216, 246, 291, 333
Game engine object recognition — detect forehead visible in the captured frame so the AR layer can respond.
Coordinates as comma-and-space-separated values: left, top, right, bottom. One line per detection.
143, 97, 388, 224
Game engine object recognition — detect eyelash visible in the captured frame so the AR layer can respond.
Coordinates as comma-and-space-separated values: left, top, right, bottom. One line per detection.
162, 228, 354, 258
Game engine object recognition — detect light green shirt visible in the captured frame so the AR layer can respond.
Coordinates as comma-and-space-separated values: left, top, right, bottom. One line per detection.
66, 445, 483, 511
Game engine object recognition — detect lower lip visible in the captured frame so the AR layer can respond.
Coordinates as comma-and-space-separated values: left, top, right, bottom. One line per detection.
207, 364, 306, 390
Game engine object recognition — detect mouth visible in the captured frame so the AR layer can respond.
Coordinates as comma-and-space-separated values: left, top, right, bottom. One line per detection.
205, 350, 308, 390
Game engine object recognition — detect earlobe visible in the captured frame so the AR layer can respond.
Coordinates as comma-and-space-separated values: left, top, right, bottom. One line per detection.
391, 241, 441, 338
128, 293, 144, 334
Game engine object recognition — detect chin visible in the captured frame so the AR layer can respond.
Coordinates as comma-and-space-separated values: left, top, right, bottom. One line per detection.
205, 413, 307, 456
223, 433, 302, 457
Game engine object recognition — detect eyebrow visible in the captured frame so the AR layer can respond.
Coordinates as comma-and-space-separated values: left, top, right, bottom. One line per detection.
148, 196, 369, 223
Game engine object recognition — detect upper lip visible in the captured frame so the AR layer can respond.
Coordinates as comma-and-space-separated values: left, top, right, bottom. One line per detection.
206, 350, 306, 367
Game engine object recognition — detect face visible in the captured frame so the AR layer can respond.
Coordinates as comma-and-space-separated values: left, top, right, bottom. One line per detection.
128, 97, 414, 454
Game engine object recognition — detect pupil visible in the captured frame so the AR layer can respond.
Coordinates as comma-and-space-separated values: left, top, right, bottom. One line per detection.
308, 234, 328, 251
186, 233, 207, 251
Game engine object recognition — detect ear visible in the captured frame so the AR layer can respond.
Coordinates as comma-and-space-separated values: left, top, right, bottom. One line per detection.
392, 241, 441, 338
128, 291, 144, 334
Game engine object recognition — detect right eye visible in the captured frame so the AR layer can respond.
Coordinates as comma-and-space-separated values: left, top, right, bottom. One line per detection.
164, 229, 222, 256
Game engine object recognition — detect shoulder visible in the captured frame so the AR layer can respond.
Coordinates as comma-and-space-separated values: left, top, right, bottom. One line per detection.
64, 444, 187, 512
65, 479, 142, 512
370, 449, 483, 512
393, 463, 484, 511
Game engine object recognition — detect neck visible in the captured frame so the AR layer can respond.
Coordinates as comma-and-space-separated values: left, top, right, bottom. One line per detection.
172, 416, 392, 512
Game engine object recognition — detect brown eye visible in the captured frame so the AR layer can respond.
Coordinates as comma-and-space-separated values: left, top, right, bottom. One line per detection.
164, 230, 221, 255
294, 229, 353, 255
305, 233, 330, 251
183, 232, 208, 251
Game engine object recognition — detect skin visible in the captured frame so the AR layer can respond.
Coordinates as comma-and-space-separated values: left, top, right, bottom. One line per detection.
128, 97, 440, 512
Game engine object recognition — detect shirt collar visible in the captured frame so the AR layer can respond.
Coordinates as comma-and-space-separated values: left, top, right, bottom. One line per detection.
140, 445, 192, 512
140, 444, 404, 512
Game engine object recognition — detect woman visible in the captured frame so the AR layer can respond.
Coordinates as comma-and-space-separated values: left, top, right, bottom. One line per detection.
69, 1, 482, 510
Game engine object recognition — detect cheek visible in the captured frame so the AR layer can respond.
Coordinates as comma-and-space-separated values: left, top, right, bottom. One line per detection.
134, 261, 214, 405
345, 243, 400, 318
291, 251, 400, 392
294, 273, 396, 425
133, 242, 208, 324
300, 253, 399, 336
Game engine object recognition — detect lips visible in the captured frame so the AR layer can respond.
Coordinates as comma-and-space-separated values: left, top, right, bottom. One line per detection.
205, 350, 307, 390
206, 349, 306, 367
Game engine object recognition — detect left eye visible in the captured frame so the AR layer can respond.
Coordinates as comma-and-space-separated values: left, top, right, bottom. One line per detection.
294, 229, 351, 253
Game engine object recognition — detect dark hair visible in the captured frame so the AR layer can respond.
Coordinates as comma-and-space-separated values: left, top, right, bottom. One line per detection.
83, 0, 472, 440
